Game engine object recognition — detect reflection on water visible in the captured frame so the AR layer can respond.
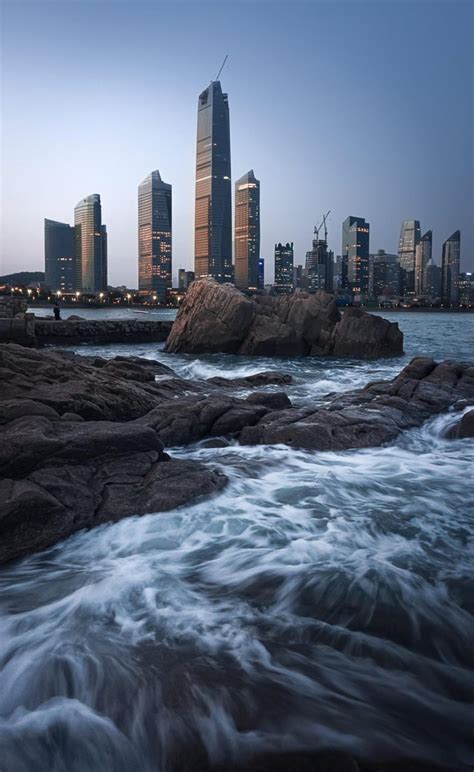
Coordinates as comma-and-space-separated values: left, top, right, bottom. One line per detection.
0, 313, 473, 770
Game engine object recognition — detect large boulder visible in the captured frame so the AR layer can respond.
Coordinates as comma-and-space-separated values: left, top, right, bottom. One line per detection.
165, 279, 403, 358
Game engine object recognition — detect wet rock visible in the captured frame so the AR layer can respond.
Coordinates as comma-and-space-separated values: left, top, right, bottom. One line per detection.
446, 409, 474, 439
207, 371, 293, 388
246, 391, 292, 410
240, 357, 474, 451
165, 278, 403, 359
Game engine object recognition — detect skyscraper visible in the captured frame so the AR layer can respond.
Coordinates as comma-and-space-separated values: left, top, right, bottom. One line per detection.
194, 80, 232, 282
305, 231, 334, 294
424, 260, 442, 301
398, 219, 421, 295
414, 230, 432, 295
258, 257, 265, 290
274, 242, 294, 294
341, 216, 370, 296
44, 219, 75, 292
372, 251, 400, 298
138, 170, 172, 302
74, 194, 107, 293
234, 170, 260, 291
441, 230, 461, 305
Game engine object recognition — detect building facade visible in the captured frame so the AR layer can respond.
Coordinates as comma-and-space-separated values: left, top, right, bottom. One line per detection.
44, 219, 75, 292
74, 194, 107, 293
458, 272, 474, 306
258, 257, 265, 290
423, 260, 442, 302
414, 230, 432, 295
341, 216, 370, 296
274, 242, 294, 294
194, 80, 232, 282
441, 230, 461, 305
234, 170, 260, 291
398, 219, 421, 295
372, 251, 400, 298
178, 269, 195, 291
138, 170, 172, 302
305, 235, 334, 294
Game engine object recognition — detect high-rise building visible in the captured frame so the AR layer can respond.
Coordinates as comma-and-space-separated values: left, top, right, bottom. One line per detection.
423, 260, 442, 301
458, 272, 474, 306
138, 170, 172, 302
372, 251, 400, 298
194, 80, 232, 282
305, 235, 334, 294
74, 194, 107, 293
414, 230, 432, 295
441, 230, 461, 305
293, 264, 305, 290
274, 242, 294, 294
178, 269, 195, 291
44, 219, 75, 292
341, 216, 370, 296
398, 219, 421, 295
234, 170, 260, 291
258, 257, 265, 290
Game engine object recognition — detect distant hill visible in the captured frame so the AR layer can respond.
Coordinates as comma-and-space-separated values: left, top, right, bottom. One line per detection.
0, 271, 45, 285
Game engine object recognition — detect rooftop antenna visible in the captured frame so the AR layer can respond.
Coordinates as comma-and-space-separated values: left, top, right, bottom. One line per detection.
214, 54, 228, 82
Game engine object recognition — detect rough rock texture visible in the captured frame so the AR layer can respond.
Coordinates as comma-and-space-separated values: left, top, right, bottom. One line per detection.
239, 357, 474, 450
165, 279, 403, 358
446, 409, 474, 439
34, 317, 173, 345
0, 344, 294, 563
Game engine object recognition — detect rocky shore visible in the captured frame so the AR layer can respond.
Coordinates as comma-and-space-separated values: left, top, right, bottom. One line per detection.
1, 342, 472, 564
166, 279, 403, 358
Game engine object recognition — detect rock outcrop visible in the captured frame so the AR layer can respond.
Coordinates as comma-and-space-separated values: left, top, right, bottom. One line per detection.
446, 409, 474, 439
239, 357, 474, 450
165, 279, 403, 358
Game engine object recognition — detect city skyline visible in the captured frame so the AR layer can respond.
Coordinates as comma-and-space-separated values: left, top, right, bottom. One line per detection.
1, 1, 473, 284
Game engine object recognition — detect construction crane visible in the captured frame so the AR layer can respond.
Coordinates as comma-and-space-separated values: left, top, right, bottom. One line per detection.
214, 55, 228, 82
314, 210, 331, 242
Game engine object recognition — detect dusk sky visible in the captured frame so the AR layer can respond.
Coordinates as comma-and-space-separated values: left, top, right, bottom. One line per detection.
1, 0, 472, 286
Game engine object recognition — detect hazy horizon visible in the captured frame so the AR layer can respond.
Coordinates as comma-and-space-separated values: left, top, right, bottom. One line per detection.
1, 0, 473, 286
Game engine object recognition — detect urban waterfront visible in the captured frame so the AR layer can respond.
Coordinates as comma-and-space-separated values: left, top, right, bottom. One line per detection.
1, 313, 473, 769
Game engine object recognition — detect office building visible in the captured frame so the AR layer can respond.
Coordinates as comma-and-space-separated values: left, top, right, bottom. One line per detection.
441, 230, 461, 305
258, 257, 265, 290
341, 216, 370, 295
44, 219, 75, 292
74, 194, 107, 293
178, 269, 195, 291
194, 80, 232, 282
414, 230, 432, 295
305, 236, 334, 294
234, 170, 260, 291
274, 242, 294, 294
372, 251, 400, 298
458, 272, 474, 306
424, 260, 442, 301
398, 219, 421, 295
138, 170, 172, 302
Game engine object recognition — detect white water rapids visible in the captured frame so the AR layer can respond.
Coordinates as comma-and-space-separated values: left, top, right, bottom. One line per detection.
0, 312, 473, 770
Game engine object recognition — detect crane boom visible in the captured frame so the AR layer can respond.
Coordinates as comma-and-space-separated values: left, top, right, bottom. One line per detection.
215, 55, 228, 81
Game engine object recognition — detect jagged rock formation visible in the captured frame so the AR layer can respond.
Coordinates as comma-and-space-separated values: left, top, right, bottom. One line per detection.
1, 343, 472, 563
165, 279, 403, 358
239, 358, 474, 450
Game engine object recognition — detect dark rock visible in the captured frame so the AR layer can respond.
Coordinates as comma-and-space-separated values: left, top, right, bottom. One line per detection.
240, 357, 474, 451
200, 438, 231, 448
246, 391, 292, 410
207, 371, 293, 388
165, 278, 403, 359
60, 411, 85, 422
446, 409, 474, 439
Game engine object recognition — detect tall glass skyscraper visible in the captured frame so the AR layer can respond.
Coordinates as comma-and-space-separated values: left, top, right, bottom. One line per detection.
44, 219, 75, 292
305, 233, 334, 294
74, 194, 107, 293
234, 170, 260, 291
441, 230, 461, 305
138, 170, 172, 302
194, 80, 232, 282
398, 219, 421, 295
274, 242, 294, 294
414, 230, 432, 295
341, 216, 370, 295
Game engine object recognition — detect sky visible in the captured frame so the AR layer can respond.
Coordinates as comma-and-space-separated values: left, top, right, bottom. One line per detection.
1, 0, 473, 286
